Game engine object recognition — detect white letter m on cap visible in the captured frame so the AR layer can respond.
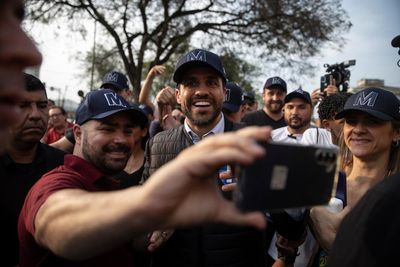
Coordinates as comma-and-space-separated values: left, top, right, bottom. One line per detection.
104, 92, 127, 108
353, 91, 378, 107
187, 50, 206, 62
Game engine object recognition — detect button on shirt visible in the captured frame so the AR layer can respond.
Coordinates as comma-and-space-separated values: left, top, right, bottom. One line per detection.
184, 114, 225, 144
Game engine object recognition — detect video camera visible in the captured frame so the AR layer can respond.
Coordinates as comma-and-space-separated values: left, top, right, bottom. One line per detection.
320, 59, 356, 92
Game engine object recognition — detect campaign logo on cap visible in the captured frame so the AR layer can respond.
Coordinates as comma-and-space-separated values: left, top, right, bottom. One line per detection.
173, 49, 227, 84
223, 82, 244, 113
75, 89, 147, 125
264, 76, 287, 91
101, 71, 129, 90
335, 87, 400, 121
284, 88, 312, 104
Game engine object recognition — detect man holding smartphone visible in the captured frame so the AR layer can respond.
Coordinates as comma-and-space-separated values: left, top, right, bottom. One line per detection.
141, 48, 267, 267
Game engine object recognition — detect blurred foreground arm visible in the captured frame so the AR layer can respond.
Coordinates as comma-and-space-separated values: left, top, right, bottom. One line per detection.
33, 126, 271, 260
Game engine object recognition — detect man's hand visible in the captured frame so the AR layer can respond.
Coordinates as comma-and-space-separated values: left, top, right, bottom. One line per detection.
309, 205, 350, 251
147, 65, 166, 79
156, 86, 176, 107
147, 229, 174, 252
142, 126, 272, 231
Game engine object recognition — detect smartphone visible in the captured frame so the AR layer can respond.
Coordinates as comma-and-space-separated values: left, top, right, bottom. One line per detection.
219, 165, 237, 185
234, 141, 339, 212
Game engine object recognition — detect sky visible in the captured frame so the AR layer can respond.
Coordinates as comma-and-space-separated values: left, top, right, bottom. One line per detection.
26, 0, 400, 104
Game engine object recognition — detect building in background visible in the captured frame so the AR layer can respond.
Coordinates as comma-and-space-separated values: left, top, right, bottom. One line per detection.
351, 79, 400, 98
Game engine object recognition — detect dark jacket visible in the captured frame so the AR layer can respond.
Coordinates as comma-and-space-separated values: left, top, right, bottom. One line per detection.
141, 117, 266, 267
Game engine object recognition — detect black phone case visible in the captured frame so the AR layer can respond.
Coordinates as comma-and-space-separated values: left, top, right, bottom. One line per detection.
234, 141, 338, 212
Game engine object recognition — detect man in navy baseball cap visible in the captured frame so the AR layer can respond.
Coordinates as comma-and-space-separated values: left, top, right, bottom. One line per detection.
222, 82, 245, 123
173, 49, 227, 84
101, 71, 131, 100
335, 87, 400, 121
264, 76, 287, 92
75, 89, 147, 126
243, 91, 258, 113
284, 88, 312, 105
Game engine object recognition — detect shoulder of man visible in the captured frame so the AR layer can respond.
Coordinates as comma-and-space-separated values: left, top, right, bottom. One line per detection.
37, 143, 65, 167
271, 126, 287, 140
242, 109, 262, 123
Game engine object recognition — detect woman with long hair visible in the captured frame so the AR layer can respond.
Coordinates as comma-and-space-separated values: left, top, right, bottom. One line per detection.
309, 87, 400, 266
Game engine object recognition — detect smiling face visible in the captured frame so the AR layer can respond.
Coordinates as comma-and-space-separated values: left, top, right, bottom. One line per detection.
0, 0, 42, 153
176, 66, 225, 132
262, 87, 286, 114
75, 112, 134, 175
343, 111, 400, 162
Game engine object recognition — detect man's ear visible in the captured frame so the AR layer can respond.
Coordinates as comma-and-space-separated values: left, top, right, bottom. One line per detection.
175, 87, 182, 104
321, 119, 330, 129
73, 124, 83, 145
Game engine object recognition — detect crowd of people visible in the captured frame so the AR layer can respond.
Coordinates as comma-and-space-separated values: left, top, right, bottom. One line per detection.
1, 1, 400, 267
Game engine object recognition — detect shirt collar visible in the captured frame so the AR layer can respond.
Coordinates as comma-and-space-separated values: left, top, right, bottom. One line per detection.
184, 113, 225, 143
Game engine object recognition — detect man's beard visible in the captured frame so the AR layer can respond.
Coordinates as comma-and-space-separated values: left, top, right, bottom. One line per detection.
182, 96, 222, 127
266, 100, 284, 114
288, 116, 311, 130
82, 133, 131, 175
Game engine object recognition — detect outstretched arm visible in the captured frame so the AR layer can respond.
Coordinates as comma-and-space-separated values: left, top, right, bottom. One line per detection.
139, 65, 166, 111
31, 126, 271, 260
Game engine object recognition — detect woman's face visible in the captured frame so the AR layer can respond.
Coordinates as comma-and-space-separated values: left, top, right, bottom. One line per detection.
343, 111, 400, 161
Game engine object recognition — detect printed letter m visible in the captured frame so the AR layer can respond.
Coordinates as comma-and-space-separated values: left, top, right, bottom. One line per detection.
353, 91, 378, 107
104, 92, 127, 108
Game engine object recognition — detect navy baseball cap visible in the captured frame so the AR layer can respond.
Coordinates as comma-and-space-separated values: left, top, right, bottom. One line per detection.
173, 49, 227, 84
335, 87, 400, 121
75, 89, 148, 125
101, 71, 129, 90
223, 82, 244, 113
243, 91, 256, 104
264, 76, 287, 91
284, 88, 312, 104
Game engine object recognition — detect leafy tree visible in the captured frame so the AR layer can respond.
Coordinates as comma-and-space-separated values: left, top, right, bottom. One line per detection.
26, 0, 351, 101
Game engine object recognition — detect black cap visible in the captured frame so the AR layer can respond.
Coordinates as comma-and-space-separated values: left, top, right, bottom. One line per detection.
223, 82, 244, 113
75, 89, 148, 125
335, 87, 400, 121
243, 91, 256, 104
101, 71, 129, 90
173, 49, 227, 84
264, 76, 287, 91
284, 88, 312, 104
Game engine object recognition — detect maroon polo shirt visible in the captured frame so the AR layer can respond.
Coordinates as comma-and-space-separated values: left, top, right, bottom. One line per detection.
18, 154, 133, 267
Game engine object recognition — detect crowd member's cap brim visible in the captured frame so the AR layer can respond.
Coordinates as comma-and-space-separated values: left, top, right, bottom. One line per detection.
264, 76, 287, 91
75, 89, 148, 126
173, 49, 227, 84
223, 103, 240, 113
284, 92, 311, 104
101, 82, 125, 90
173, 61, 226, 84
335, 108, 393, 121
78, 107, 148, 126
334, 87, 400, 121
243, 98, 255, 104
